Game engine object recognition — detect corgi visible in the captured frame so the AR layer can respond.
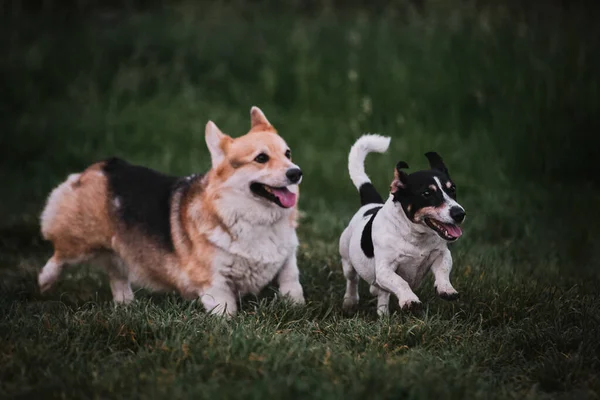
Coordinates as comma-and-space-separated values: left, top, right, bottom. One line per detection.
38, 107, 305, 316
339, 135, 466, 316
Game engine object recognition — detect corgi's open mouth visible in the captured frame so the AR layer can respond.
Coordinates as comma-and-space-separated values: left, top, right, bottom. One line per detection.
250, 183, 297, 208
425, 218, 462, 241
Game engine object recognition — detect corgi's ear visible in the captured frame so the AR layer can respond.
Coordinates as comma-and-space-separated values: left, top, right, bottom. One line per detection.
205, 121, 232, 167
390, 161, 409, 193
250, 106, 273, 130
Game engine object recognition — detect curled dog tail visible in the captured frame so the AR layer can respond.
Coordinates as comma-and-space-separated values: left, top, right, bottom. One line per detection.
348, 134, 391, 205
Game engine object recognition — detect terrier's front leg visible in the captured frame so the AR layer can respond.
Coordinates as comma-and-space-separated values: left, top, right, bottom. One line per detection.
277, 251, 305, 306
431, 249, 459, 301
375, 258, 421, 313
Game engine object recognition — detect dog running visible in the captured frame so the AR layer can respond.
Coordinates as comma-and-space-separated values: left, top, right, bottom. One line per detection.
38, 107, 305, 316
339, 135, 466, 316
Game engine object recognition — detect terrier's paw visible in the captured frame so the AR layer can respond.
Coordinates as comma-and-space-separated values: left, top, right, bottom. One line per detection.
342, 296, 359, 315
280, 285, 305, 306
376, 305, 389, 318
436, 286, 460, 301
399, 298, 423, 314
287, 294, 306, 306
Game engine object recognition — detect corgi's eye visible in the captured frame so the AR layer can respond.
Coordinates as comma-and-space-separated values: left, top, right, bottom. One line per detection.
254, 153, 270, 163
285, 149, 291, 159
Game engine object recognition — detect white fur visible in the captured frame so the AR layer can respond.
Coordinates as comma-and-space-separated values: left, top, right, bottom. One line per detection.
340, 136, 462, 317
431, 176, 462, 224
348, 134, 391, 189
97, 254, 134, 304
196, 182, 303, 316
38, 258, 63, 293
38, 109, 305, 314
201, 215, 301, 316
40, 173, 81, 239
197, 119, 304, 316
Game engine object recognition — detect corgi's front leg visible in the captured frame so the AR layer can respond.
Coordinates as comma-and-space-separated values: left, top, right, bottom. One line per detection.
277, 251, 305, 305
200, 274, 238, 317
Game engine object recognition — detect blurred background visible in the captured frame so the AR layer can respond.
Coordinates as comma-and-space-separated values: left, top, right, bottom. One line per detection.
2, 0, 599, 276
2, 1, 600, 398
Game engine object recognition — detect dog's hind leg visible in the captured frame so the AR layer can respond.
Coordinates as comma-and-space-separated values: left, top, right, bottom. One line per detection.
38, 255, 66, 293
97, 254, 134, 304
39, 252, 94, 293
342, 258, 360, 313
370, 285, 390, 317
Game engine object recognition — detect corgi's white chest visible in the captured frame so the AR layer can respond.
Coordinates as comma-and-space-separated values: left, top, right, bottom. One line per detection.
210, 220, 297, 295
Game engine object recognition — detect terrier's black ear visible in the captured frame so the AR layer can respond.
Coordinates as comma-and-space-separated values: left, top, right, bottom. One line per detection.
425, 152, 450, 177
396, 161, 409, 170
391, 161, 409, 193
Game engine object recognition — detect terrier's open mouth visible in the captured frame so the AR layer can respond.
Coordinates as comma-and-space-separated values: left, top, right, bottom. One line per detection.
250, 183, 297, 208
425, 218, 462, 241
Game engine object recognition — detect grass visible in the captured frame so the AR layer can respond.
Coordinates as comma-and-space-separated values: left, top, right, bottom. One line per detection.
1, 1, 600, 399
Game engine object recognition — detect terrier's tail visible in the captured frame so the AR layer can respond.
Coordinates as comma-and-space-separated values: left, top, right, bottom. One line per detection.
348, 134, 391, 205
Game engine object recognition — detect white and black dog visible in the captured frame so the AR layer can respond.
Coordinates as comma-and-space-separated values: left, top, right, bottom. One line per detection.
339, 135, 466, 316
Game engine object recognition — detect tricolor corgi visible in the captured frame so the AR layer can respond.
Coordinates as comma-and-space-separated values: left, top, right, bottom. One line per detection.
38, 107, 305, 316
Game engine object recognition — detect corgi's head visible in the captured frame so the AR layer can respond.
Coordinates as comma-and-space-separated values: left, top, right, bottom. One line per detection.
205, 107, 301, 209
390, 152, 466, 241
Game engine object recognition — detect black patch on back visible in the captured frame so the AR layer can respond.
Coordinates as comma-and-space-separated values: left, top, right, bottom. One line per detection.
359, 182, 384, 206
363, 206, 382, 217
360, 207, 381, 258
103, 157, 191, 251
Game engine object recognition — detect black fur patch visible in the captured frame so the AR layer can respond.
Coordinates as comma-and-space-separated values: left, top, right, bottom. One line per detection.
359, 182, 384, 206
360, 207, 381, 258
392, 170, 455, 221
363, 205, 382, 217
103, 158, 200, 251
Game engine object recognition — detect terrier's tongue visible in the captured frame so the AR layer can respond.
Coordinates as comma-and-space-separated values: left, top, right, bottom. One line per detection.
445, 223, 463, 238
272, 188, 297, 208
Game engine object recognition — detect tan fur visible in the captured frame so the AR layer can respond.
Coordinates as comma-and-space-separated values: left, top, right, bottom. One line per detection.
110, 230, 179, 292
218, 131, 285, 174
39, 107, 303, 311
413, 205, 447, 223
250, 106, 274, 132
41, 163, 114, 261
390, 168, 405, 193
206, 126, 299, 229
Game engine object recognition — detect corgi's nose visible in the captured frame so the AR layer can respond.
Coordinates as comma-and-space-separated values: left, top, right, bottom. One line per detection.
450, 207, 466, 223
286, 168, 303, 184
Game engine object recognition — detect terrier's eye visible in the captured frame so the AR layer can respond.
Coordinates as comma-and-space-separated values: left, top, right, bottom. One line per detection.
422, 190, 433, 198
285, 149, 291, 159
448, 184, 456, 193
254, 153, 269, 163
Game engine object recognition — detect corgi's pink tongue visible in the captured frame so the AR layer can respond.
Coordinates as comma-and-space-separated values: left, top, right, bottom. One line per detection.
444, 223, 463, 238
272, 188, 296, 208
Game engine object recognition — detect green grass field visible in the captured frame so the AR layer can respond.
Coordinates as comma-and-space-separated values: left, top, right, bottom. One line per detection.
2, 1, 600, 398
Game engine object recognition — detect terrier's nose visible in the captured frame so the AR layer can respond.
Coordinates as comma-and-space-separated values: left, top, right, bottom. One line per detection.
450, 207, 466, 223
286, 168, 303, 184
